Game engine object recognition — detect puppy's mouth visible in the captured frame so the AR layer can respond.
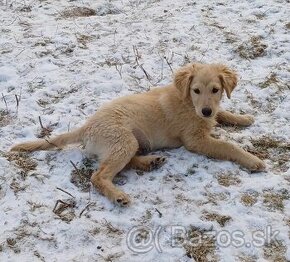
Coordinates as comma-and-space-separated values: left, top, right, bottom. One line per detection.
201, 114, 215, 119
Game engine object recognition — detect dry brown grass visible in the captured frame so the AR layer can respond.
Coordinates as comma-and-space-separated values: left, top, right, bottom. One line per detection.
76, 34, 94, 49
36, 118, 57, 139
251, 136, 290, 151
60, 6, 96, 18
9, 178, 28, 193
240, 192, 259, 207
248, 136, 290, 170
4, 152, 37, 175
201, 211, 232, 227
237, 254, 257, 262
259, 72, 280, 89
236, 36, 267, 59
101, 220, 124, 236
0, 109, 12, 127
216, 172, 241, 187
263, 189, 289, 212
184, 226, 217, 262
201, 191, 230, 206
27, 200, 46, 212
263, 241, 287, 262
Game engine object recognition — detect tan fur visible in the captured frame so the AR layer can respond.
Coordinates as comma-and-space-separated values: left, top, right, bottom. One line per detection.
10, 63, 266, 206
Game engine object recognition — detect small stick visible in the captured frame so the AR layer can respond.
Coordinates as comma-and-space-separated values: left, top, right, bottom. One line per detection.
15, 94, 19, 112
38, 116, 44, 129
53, 199, 69, 213
115, 64, 123, 79
56, 187, 75, 199
133, 45, 152, 82
164, 55, 173, 73
79, 202, 93, 218
155, 208, 162, 218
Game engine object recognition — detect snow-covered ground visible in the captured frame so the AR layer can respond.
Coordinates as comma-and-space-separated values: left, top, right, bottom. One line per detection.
0, 0, 290, 261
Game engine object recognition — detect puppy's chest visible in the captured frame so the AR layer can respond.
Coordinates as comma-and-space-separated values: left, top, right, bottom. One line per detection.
132, 127, 181, 152
146, 119, 184, 150
150, 130, 182, 150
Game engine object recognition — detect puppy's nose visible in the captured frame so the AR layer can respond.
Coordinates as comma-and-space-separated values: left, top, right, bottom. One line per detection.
202, 107, 212, 117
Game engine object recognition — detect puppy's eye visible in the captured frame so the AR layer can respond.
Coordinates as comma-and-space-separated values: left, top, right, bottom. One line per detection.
212, 88, 219, 94
193, 89, 200, 94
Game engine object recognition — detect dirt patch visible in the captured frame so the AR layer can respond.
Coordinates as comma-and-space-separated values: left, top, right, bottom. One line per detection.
263, 189, 290, 212
70, 158, 97, 192
60, 6, 96, 18
201, 211, 232, 227
263, 241, 287, 262
184, 226, 217, 262
236, 36, 267, 59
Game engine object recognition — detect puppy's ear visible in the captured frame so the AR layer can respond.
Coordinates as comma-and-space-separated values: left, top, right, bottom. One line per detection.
174, 64, 199, 100
217, 65, 238, 99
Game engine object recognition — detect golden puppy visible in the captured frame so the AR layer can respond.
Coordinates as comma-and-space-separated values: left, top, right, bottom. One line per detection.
11, 63, 265, 206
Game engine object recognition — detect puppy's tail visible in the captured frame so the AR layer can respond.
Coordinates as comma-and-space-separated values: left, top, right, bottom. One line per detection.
10, 128, 84, 152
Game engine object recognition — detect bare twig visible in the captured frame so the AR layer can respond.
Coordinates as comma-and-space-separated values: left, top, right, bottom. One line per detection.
53, 199, 70, 213
115, 64, 123, 79
38, 116, 44, 129
56, 187, 75, 198
164, 55, 173, 73
15, 94, 19, 113
79, 202, 94, 217
155, 208, 163, 218
133, 45, 152, 82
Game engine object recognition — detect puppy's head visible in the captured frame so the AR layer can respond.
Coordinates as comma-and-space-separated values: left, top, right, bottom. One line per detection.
174, 63, 237, 118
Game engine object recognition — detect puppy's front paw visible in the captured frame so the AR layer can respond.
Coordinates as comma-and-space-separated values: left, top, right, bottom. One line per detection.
240, 115, 255, 126
245, 156, 266, 172
114, 191, 131, 207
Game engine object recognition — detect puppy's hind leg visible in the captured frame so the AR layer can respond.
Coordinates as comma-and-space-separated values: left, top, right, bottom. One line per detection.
90, 129, 139, 206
